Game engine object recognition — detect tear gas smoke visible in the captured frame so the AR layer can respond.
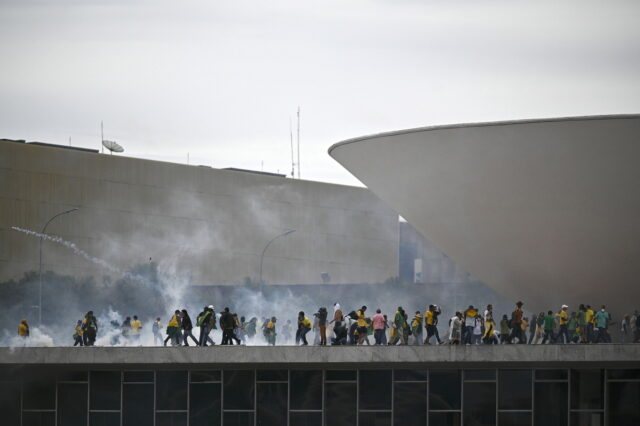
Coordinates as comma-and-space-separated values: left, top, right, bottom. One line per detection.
10, 226, 144, 282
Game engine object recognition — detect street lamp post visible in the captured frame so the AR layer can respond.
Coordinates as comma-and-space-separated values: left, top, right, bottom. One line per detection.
38, 207, 79, 325
259, 229, 296, 289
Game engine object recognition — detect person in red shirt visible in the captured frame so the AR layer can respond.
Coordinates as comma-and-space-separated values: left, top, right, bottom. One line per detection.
371, 309, 386, 345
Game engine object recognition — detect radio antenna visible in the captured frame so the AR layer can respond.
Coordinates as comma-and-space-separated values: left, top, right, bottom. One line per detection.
290, 117, 295, 177
297, 106, 301, 179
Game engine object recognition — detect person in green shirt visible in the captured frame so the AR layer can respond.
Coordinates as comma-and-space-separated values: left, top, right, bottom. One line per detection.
568, 312, 579, 343
541, 311, 556, 344
594, 306, 611, 343
577, 304, 587, 343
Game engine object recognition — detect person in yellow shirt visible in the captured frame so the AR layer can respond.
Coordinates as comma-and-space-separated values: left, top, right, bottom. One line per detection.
164, 310, 181, 346
266, 317, 277, 346
356, 306, 369, 345
424, 305, 443, 344
18, 319, 29, 338
73, 320, 84, 346
411, 311, 423, 345
556, 305, 570, 344
585, 305, 595, 343
296, 311, 312, 345
130, 315, 142, 343
520, 317, 529, 343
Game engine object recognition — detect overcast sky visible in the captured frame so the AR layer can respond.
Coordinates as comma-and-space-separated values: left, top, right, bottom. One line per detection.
1, 0, 639, 186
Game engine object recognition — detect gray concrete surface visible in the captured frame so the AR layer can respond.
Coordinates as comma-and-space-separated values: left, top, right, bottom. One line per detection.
2, 345, 639, 367
329, 115, 640, 319
1, 140, 399, 286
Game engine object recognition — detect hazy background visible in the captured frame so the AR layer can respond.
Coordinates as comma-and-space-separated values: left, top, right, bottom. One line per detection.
1, 0, 639, 186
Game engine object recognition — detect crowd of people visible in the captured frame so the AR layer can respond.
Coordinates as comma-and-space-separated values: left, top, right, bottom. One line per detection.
15, 302, 640, 346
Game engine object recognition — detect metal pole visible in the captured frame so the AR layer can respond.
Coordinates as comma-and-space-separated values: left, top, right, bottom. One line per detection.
259, 229, 296, 287
38, 207, 79, 325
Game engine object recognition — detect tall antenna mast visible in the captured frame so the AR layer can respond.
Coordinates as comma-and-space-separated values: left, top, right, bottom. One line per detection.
101, 121, 104, 153
297, 106, 301, 179
290, 117, 295, 178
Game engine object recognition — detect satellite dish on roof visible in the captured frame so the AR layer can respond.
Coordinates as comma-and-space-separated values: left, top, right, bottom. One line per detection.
102, 140, 124, 154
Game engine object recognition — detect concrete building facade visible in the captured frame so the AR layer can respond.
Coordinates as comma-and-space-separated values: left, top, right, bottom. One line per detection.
1, 346, 639, 426
0, 140, 399, 287
329, 115, 640, 318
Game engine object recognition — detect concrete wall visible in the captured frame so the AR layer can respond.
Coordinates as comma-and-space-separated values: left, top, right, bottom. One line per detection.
329, 115, 640, 319
2, 345, 640, 367
0, 141, 399, 286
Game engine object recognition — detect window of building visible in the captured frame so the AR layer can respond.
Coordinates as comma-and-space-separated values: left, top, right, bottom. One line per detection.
0, 380, 20, 426
90, 371, 121, 411
394, 382, 426, 426
429, 411, 461, 426
534, 382, 568, 426
463, 382, 496, 426
358, 411, 391, 426
189, 383, 221, 426
123, 383, 153, 426
607, 381, 640, 426
290, 370, 322, 410
23, 369, 56, 410
155, 412, 188, 426
57, 383, 88, 426
289, 411, 322, 426
257, 382, 288, 426
359, 370, 392, 410
498, 369, 532, 411
223, 411, 254, 426
156, 371, 188, 411
223, 370, 255, 412
190, 370, 221, 382
325, 382, 356, 426
89, 412, 120, 426
22, 411, 56, 426
429, 369, 461, 411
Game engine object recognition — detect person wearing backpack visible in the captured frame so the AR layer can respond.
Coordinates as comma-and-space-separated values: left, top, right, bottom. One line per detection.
388, 307, 407, 345
411, 311, 423, 345
197, 306, 215, 347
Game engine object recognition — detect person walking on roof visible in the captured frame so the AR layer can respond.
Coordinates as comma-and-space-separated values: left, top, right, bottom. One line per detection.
220, 308, 236, 345
164, 310, 181, 346
197, 306, 215, 346
296, 311, 312, 345
152, 317, 163, 346
594, 306, 611, 343
463, 305, 478, 344
73, 320, 83, 346
541, 311, 555, 344
356, 306, 369, 345
181, 310, 199, 346
266, 317, 277, 346
389, 307, 407, 345
372, 309, 386, 345
130, 315, 142, 344
411, 311, 423, 345
508, 301, 525, 344
556, 305, 570, 344
449, 312, 462, 344
83, 311, 98, 346
317, 307, 328, 346
18, 319, 29, 338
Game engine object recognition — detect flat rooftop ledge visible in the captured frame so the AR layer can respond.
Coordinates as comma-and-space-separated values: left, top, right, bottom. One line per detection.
1, 345, 639, 368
